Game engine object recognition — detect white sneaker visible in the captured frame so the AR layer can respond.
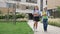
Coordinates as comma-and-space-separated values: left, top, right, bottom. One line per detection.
35, 28, 38, 32
33, 27, 36, 31
33, 27, 38, 32
34, 28, 38, 32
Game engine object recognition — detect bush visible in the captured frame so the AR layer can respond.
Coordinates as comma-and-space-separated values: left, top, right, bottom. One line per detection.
55, 6, 60, 18
16, 14, 25, 19
0, 13, 25, 19
48, 21, 60, 27
9, 15, 13, 19
0, 15, 5, 19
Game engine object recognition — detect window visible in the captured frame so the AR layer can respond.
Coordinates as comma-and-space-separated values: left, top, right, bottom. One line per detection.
26, 6, 34, 10
26, 0, 31, 2
26, 0, 37, 3
13, 0, 21, 1
26, 6, 29, 9
6, 3, 16, 8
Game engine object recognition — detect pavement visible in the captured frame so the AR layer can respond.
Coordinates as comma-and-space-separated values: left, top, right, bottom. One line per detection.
28, 20, 60, 34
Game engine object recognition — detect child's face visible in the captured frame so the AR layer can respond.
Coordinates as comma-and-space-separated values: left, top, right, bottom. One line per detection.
44, 7, 47, 11
35, 7, 38, 10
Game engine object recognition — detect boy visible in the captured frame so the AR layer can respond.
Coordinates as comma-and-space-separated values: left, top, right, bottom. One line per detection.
42, 7, 50, 31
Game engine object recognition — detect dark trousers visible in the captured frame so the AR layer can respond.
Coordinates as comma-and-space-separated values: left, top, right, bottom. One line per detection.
43, 19, 48, 31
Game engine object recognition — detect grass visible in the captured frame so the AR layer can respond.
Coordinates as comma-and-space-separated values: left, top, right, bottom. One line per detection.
0, 22, 33, 34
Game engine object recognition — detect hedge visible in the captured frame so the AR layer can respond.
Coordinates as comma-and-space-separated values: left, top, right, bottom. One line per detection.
0, 14, 25, 19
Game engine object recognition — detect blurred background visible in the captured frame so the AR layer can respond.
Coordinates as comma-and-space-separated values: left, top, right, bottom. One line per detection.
0, 0, 60, 27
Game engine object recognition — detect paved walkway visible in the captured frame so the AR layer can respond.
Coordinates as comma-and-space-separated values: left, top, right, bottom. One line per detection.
28, 20, 60, 34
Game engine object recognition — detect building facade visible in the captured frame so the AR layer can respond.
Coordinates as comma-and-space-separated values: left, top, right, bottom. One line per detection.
0, 0, 38, 13
0, 0, 60, 14
47, 0, 60, 9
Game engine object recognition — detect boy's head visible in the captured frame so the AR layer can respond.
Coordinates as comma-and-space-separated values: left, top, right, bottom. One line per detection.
43, 7, 47, 11
42, 11, 46, 16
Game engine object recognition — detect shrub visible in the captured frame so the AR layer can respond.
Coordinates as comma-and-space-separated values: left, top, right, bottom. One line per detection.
48, 21, 60, 27
0, 13, 26, 19
0, 15, 5, 19
16, 14, 25, 19
55, 6, 60, 18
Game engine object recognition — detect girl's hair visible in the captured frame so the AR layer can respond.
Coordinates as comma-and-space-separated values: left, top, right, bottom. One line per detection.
34, 6, 39, 11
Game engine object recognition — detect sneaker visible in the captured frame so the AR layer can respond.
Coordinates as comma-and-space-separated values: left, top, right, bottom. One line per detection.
33, 27, 38, 32
35, 28, 38, 32
44, 29, 47, 32
33, 27, 35, 31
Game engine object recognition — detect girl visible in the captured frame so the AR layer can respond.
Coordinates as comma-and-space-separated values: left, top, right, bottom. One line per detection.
32, 6, 41, 31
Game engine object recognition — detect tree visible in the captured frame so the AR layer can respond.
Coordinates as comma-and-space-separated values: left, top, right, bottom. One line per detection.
56, 6, 60, 18
0, 10, 2, 14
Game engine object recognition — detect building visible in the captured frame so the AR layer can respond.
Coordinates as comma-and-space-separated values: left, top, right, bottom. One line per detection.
0, 0, 60, 16
0, 0, 47, 19
47, 0, 60, 10
0, 0, 47, 14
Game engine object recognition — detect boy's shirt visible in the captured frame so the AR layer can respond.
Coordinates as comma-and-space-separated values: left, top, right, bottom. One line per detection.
43, 16, 48, 19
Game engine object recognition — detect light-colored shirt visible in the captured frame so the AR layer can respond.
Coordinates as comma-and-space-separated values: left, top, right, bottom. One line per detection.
32, 10, 41, 15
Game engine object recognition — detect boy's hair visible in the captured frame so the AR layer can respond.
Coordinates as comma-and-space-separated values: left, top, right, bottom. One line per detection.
43, 7, 47, 11
42, 11, 47, 16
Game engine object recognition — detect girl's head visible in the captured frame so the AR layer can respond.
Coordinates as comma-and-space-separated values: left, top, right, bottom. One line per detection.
34, 6, 39, 10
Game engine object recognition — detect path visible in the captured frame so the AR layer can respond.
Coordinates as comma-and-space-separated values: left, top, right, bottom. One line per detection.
28, 20, 60, 34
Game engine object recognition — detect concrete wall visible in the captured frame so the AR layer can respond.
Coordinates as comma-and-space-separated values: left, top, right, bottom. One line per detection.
37, 0, 40, 10
47, 0, 60, 9
43, 0, 47, 8
21, 0, 26, 2
0, 2, 6, 7
0, 7, 14, 14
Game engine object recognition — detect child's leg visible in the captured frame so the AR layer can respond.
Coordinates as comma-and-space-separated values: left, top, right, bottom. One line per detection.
34, 21, 38, 29
43, 19, 48, 31
35, 21, 38, 29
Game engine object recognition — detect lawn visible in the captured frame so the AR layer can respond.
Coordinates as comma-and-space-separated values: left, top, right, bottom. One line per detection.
0, 22, 33, 34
